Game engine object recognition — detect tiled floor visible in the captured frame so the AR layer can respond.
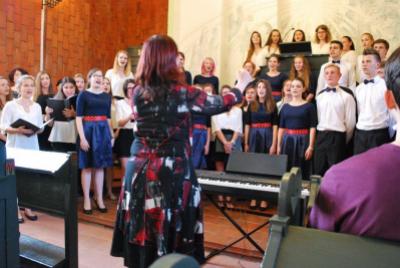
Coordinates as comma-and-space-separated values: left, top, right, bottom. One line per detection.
20, 212, 262, 267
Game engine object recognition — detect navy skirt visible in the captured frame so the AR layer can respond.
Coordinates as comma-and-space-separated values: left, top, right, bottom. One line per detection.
281, 133, 311, 180
78, 120, 113, 169
191, 128, 207, 169
249, 127, 273, 153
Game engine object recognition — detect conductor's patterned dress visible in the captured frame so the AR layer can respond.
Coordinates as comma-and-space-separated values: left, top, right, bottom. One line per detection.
111, 84, 241, 267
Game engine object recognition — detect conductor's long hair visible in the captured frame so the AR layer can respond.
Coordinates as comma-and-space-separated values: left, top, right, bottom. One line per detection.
135, 35, 184, 100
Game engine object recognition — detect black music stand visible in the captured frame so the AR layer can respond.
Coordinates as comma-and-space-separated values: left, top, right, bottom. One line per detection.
204, 152, 288, 260
0, 160, 19, 268
7, 148, 78, 268
279, 42, 312, 56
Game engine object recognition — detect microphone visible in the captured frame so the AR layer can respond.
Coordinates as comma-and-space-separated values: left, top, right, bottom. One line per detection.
283, 27, 295, 42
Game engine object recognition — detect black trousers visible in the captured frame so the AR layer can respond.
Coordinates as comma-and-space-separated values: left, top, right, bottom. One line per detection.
314, 131, 346, 176
354, 128, 390, 155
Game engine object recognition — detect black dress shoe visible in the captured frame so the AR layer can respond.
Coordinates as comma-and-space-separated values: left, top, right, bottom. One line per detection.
24, 212, 38, 221
83, 208, 92, 215
18, 217, 25, 224
94, 201, 108, 213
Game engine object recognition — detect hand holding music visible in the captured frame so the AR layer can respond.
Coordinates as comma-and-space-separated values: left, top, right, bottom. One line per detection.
63, 107, 76, 118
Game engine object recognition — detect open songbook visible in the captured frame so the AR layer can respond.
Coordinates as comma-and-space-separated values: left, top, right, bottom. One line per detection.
47, 95, 77, 121
10, 118, 53, 134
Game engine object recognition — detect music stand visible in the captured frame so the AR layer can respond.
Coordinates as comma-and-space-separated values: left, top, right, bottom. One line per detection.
279, 42, 312, 56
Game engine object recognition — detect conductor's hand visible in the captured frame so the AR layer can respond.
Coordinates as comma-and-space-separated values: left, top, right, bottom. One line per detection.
80, 138, 90, 152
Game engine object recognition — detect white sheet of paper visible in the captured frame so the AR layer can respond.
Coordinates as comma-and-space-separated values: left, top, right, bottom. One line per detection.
6, 147, 69, 174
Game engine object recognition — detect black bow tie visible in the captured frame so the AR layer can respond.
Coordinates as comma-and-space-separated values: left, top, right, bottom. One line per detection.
324, 87, 336, 92
332, 60, 341, 64
364, 79, 374, 84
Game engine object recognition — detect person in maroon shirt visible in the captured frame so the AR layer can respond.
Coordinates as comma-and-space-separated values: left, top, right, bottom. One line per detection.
309, 46, 400, 242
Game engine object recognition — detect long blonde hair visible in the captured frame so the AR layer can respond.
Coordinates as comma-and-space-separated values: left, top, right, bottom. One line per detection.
112, 50, 132, 76
34, 70, 53, 101
289, 55, 311, 90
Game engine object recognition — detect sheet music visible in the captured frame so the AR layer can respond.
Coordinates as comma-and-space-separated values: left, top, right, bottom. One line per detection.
6, 148, 69, 174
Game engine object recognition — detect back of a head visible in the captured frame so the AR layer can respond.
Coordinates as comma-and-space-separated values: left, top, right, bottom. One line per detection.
135, 35, 181, 89
149, 253, 200, 268
384, 46, 400, 105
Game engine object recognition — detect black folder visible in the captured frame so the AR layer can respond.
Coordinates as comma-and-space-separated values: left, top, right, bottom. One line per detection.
10, 118, 53, 134
47, 96, 77, 121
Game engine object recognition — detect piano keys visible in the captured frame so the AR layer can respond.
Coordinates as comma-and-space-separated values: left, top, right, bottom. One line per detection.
196, 169, 310, 199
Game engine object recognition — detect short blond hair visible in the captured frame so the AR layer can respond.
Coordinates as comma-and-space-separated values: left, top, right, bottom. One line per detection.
324, 63, 341, 73
16, 75, 35, 93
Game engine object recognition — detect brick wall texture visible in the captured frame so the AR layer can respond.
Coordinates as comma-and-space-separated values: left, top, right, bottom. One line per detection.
0, 0, 168, 82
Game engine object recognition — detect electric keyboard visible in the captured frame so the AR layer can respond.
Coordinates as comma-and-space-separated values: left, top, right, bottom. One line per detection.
196, 169, 310, 199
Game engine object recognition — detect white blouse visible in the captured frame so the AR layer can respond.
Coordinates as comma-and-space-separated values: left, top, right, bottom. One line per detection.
264, 45, 280, 58
312, 42, 330, 55
341, 50, 357, 71
1, 100, 43, 150
105, 69, 134, 98
115, 99, 135, 129
250, 47, 268, 68
211, 106, 243, 134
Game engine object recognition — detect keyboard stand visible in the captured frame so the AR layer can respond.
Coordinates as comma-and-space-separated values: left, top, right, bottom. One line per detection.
205, 193, 270, 260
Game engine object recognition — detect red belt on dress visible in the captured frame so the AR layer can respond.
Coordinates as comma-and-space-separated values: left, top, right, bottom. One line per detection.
272, 91, 281, 96
251, 123, 272, 128
83, 115, 108, 121
193, 124, 208, 130
285, 128, 309, 135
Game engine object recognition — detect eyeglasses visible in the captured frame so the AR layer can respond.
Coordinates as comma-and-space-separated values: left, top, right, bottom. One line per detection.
92, 74, 103, 78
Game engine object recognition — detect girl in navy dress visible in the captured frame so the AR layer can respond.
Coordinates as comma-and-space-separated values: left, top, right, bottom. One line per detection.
277, 77, 317, 180
245, 79, 278, 210
241, 82, 257, 149
76, 68, 113, 214
257, 54, 288, 102
193, 57, 219, 94
191, 97, 211, 169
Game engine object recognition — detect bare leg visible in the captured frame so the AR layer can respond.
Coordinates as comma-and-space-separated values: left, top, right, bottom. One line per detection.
81, 168, 92, 210
215, 161, 225, 207
94, 168, 106, 209
105, 167, 116, 200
